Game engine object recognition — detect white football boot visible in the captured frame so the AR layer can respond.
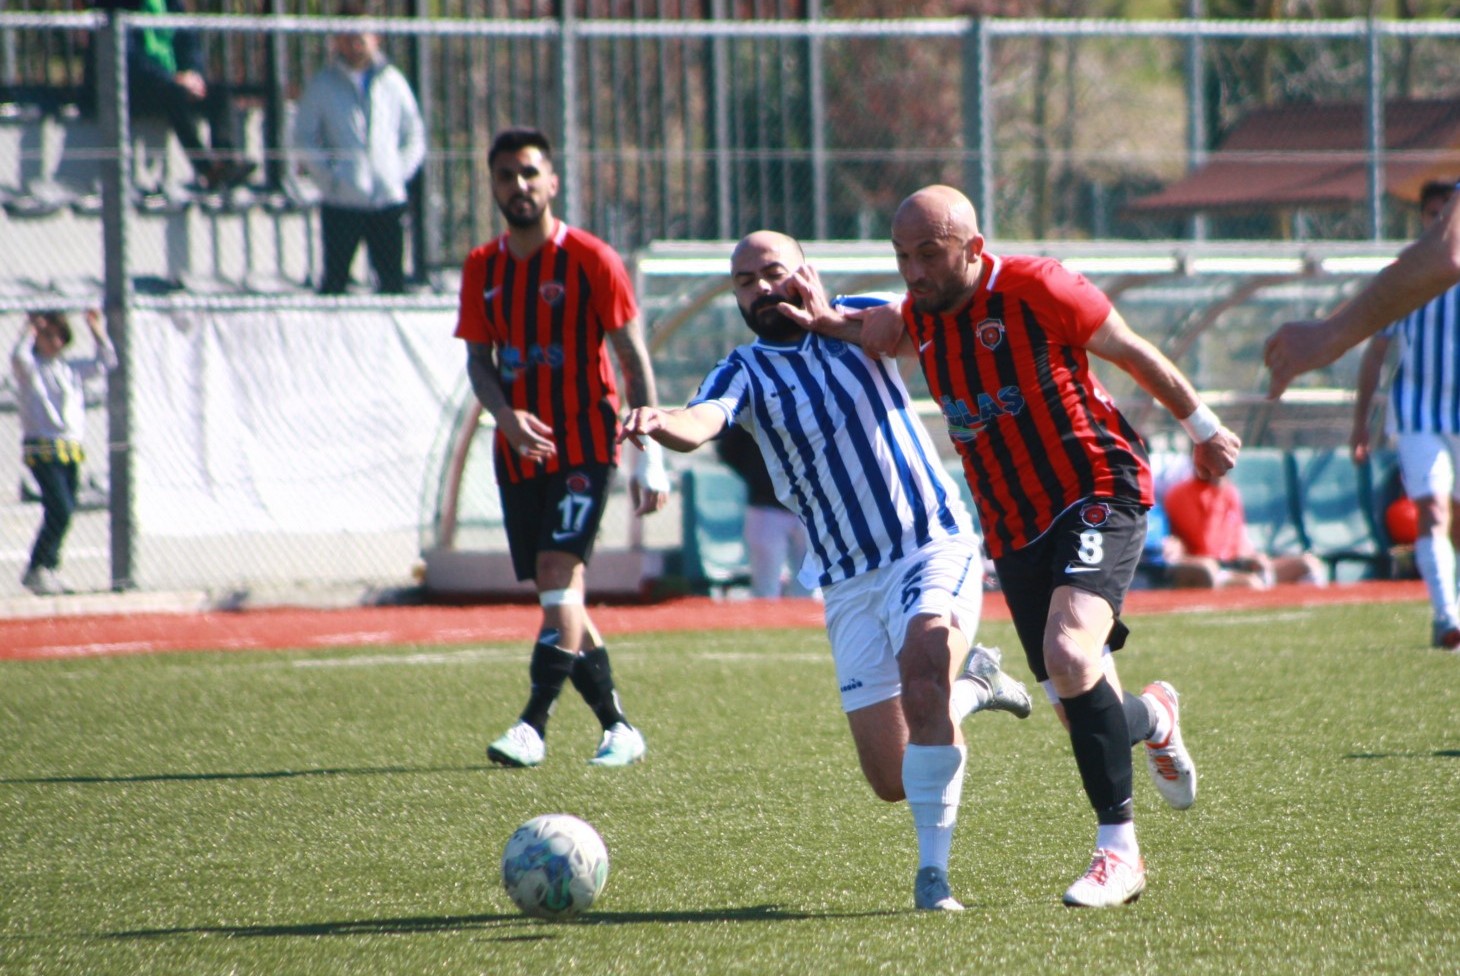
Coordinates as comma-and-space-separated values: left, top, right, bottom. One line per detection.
487, 721, 545, 768
1142, 681, 1196, 810
1062, 849, 1146, 908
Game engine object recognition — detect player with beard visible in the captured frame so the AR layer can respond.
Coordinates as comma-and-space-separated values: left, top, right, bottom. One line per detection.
620, 230, 1033, 911
454, 127, 670, 769
805, 185, 1239, 907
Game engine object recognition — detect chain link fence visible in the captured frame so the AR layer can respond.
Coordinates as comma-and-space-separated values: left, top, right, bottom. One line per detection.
1, 9, 1458, 599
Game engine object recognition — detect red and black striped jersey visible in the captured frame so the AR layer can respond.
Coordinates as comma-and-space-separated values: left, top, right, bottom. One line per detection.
454, 220, 639, 483
903, 253, 1154, 558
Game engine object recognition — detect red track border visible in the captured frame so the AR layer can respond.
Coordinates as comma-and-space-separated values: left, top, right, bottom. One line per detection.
0, 579, 1429, 662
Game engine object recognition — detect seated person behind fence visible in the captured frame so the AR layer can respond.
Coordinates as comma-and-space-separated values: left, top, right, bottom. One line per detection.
714, 422, 817, 599
89, 0, 255, 192
1162, 462, 1325, 589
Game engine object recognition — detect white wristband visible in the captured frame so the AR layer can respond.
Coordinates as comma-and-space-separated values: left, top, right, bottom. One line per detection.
635, 439, 671, 494
1179, 403, 1222, 444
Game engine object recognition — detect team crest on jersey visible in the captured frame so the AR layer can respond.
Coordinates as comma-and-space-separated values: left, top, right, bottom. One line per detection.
565, 471, 592, 494
540, 281, 566, 306
1079, 502, 1111, 528
976, 318, 1005, 350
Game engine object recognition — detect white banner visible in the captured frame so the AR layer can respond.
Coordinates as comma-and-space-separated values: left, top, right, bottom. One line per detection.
133, 309, 463, 537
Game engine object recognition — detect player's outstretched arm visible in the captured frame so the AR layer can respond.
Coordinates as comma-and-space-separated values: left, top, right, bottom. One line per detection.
1086, 311, 1240, 479
1265, 189, 1460, 399
1349, 335, 1391, 464
854, 304, 913, 358
607, 320, 673, 515
776, 265, 912, 356
619, 403, 727, 454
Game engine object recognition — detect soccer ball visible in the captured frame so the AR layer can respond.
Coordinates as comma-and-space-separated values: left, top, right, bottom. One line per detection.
501, 814, 610, 920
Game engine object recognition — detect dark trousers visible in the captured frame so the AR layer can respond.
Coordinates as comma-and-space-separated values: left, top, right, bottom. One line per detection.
319, 203, 409, 295
27, 457, 79, 572
129, 69, 239, 174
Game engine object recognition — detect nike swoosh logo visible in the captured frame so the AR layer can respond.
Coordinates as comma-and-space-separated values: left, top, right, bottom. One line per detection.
919, 339, 934, 352
1064, 565, 1100, 574
552, 530, 579, 541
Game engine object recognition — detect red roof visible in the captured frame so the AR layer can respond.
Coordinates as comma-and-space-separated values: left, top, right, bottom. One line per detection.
1126, 98, 1460, 215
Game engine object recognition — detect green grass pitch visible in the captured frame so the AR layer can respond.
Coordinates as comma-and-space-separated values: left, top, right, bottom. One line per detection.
1, 600, 1457, 975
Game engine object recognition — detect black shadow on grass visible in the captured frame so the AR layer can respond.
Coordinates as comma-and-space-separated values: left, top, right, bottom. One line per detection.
0, 764, 501, 785
1345, 750, 1460, 759
100, 905, 893, 941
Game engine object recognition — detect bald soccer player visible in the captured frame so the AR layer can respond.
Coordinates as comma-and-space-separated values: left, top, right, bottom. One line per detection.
798, 185, 1239, 908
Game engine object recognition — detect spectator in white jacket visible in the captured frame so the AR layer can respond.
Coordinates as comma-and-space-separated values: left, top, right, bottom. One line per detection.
292, 4, 426, 294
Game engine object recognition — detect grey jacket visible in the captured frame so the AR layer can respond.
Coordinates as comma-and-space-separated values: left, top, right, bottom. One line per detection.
292, 54, 426, 210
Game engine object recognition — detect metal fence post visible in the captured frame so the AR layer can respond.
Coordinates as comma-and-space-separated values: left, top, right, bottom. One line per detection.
808, 0, 828, 241
962, 16, 993, 237
1365, 15, 1384, 241
559, 4, 581, 229
411, 0, 434, 284
98, 11, 135, 591
1185, 0, 1208, 242
712, 0, 733, 241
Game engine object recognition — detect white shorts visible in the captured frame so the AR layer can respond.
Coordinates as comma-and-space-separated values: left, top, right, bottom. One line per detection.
1396, 432, 1460, 502
822, 534, 984, 713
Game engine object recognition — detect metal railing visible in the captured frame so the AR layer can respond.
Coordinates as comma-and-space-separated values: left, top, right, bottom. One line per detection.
5, 12, 1460, 258
2, 10, 1458, 598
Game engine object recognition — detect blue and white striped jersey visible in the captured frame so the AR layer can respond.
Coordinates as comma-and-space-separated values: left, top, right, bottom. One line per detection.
1382, 282, 1460, 434
689, 298, 977, 590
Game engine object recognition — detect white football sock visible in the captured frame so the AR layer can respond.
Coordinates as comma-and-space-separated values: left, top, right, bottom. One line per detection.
903, 744, 966, 871
1096, 821, 1139, 864
1416, 536, 1457, 622
950, 676, 988, 722
1143, 689, 1173, 744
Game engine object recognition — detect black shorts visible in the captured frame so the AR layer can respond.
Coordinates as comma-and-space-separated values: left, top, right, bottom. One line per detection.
498, 462, 614, 582
992, 497, 1147, 683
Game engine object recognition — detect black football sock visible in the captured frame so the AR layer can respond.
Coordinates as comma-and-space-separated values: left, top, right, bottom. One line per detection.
570, 646, 628, 731
1061, 677, 1135, 825
1123, 689, 1157, 746
520, 641, 577, 737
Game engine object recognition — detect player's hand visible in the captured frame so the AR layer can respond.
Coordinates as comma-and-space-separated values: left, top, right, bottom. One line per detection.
628, 435, 670, 516
1192, 427, 1241, 481
778, 265, 840, 334
496, 409, 556, 464
1349, 427, 1371, 465
85, 309, 104, 337
1264, 320, 1345, 400
618, 407, 668, 449
852, 304, 907, 357
629, 479, 668, 516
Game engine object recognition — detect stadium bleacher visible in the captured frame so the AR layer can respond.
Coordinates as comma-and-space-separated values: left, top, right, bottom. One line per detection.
679, 448, 1407, 595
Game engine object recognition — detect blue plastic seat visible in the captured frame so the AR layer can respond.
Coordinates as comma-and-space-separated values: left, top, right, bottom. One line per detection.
679, 467, 751, 596
1286, 447, 1388, 583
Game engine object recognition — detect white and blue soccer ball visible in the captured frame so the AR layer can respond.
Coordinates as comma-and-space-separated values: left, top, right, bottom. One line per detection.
501, 814, 610, 920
